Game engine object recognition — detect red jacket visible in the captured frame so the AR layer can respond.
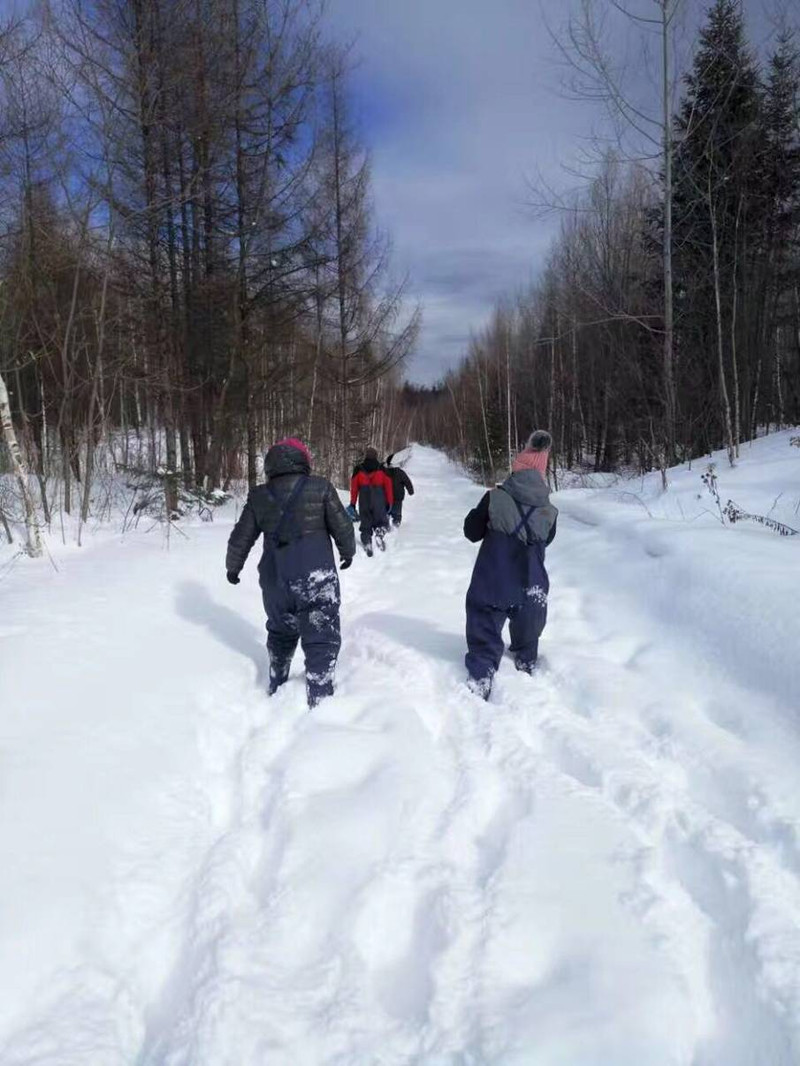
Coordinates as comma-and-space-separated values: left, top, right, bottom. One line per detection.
350, 469, 394, 507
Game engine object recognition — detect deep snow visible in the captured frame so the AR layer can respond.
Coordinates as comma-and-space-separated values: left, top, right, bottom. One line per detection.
1, 436, 800, 1064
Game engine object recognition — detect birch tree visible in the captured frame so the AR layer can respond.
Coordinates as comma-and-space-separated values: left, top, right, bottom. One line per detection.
0, 371, 42, 555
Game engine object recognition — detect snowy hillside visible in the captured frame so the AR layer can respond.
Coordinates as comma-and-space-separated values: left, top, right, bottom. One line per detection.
2, 436, 800, 1064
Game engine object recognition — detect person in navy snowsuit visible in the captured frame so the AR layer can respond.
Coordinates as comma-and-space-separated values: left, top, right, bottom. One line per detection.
225, 438, 355, 707
349, 447, 394, 556
384, 453, 415, 527
463, 431, 558, 699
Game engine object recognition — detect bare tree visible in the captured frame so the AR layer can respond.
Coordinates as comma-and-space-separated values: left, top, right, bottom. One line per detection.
550, 0, 685, 462
320, 52, 419, 483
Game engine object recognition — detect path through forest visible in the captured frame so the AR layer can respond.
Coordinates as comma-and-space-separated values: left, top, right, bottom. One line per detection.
2, 445, 800, 1064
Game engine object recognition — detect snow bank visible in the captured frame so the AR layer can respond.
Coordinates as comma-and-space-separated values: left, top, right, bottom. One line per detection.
554, 429, 800, 716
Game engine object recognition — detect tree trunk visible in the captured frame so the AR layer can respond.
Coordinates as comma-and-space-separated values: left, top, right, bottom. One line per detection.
79, 252, 113, 541
0, 371, 42, 557
750, 354, 762, 439
505, 329, 513, 468
0, 501, 12, 545
477, 362, 492, 483
774, 332, 785, 428
730, 196, 742, 458
661, 0, 677, 463
710, 194, 736, 465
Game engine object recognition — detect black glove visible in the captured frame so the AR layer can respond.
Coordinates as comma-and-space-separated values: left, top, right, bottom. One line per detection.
339, 556, 353, 571
226, 571, 240, 585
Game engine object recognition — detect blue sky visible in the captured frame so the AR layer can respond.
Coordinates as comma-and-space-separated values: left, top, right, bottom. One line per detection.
325, 0, 781, 384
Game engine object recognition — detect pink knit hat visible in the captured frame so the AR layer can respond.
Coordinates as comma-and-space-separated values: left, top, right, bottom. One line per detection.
512, 450, 549, 475
512, 430, 551, 476
273, 437, 313, 467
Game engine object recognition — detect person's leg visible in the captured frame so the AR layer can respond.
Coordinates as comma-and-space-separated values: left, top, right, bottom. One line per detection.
465, 597, 506, 699
262, 584, 299, 694
297, 598, 342, 707
508, 596, 548, 674
390, 501, 403, 527
359, 511, 374, 555
375, 519, 388, 550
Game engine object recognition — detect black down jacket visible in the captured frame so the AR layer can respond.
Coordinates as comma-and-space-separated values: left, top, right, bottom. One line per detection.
385, 460, 414, 504
226, 444, 355, 579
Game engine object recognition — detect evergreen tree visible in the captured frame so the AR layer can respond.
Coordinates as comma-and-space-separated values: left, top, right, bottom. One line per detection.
672, 0, 762, 456
757, 32, 800, 427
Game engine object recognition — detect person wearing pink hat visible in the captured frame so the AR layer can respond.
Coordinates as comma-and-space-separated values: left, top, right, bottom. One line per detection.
462, 430, 558, 698
225, 438, 355, 707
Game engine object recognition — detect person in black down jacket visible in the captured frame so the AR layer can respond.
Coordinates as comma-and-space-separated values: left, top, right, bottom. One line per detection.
384, 453, 415, 527
225, 437, 355, 707
462, 430, 558, 699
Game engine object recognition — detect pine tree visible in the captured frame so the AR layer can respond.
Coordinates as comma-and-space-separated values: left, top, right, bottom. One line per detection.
757, 32, 800, 428
672, 0, 762, 458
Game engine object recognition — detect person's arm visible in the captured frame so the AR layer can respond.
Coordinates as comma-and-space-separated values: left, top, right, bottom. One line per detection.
350, 472, 362, 506
324, 483, 356, 561
463, 492, 490, 542
546, 510, 558, 546
382, 472, 394, 508
226, 495, 260, 576
401, 470, 414, 495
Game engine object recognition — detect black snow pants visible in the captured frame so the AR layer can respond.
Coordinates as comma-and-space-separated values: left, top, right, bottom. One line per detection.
259, 479, 342, 707
358, 488, 389, 552
262, 570, 341, 706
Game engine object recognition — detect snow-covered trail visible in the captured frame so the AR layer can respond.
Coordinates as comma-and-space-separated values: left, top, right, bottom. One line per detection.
2, 446, 800, 1064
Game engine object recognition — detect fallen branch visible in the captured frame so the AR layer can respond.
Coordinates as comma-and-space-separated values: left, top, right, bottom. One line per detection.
723, 500, 799, 537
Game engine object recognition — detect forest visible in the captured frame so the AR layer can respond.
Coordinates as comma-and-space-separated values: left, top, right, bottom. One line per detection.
0, 0, 418, 553
1, 0, 799, 553
412, 0, 800, 485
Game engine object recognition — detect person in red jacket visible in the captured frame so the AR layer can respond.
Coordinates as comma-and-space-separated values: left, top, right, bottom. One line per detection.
349, 447, 394, 556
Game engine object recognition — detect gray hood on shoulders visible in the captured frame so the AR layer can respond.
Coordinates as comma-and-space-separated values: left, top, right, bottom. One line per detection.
489, 470, 557, 544
499, 469, 551, 507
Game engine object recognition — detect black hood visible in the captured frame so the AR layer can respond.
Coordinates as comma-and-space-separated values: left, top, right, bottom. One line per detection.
363, 456, 380, 473
265, 443, 311, 479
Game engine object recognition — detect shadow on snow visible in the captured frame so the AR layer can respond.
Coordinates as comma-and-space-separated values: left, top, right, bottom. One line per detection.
175, 580, 268, 686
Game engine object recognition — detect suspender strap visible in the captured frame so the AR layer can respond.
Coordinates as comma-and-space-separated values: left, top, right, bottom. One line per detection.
266, 477, 308, 547
511, 498, 537, 540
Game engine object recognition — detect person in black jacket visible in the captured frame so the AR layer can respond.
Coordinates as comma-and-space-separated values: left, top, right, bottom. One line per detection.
225, 437, 355, 707
384, 453, 415, 527
463, 430, 558, 699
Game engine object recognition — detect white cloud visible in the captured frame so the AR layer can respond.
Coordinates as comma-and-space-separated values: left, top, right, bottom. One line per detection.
326, 0, 779, 383
326, 0, 591, 382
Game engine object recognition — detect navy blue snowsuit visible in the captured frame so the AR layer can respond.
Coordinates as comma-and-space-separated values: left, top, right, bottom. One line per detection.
463, 470, 557, 698
226, 444, 355, 706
